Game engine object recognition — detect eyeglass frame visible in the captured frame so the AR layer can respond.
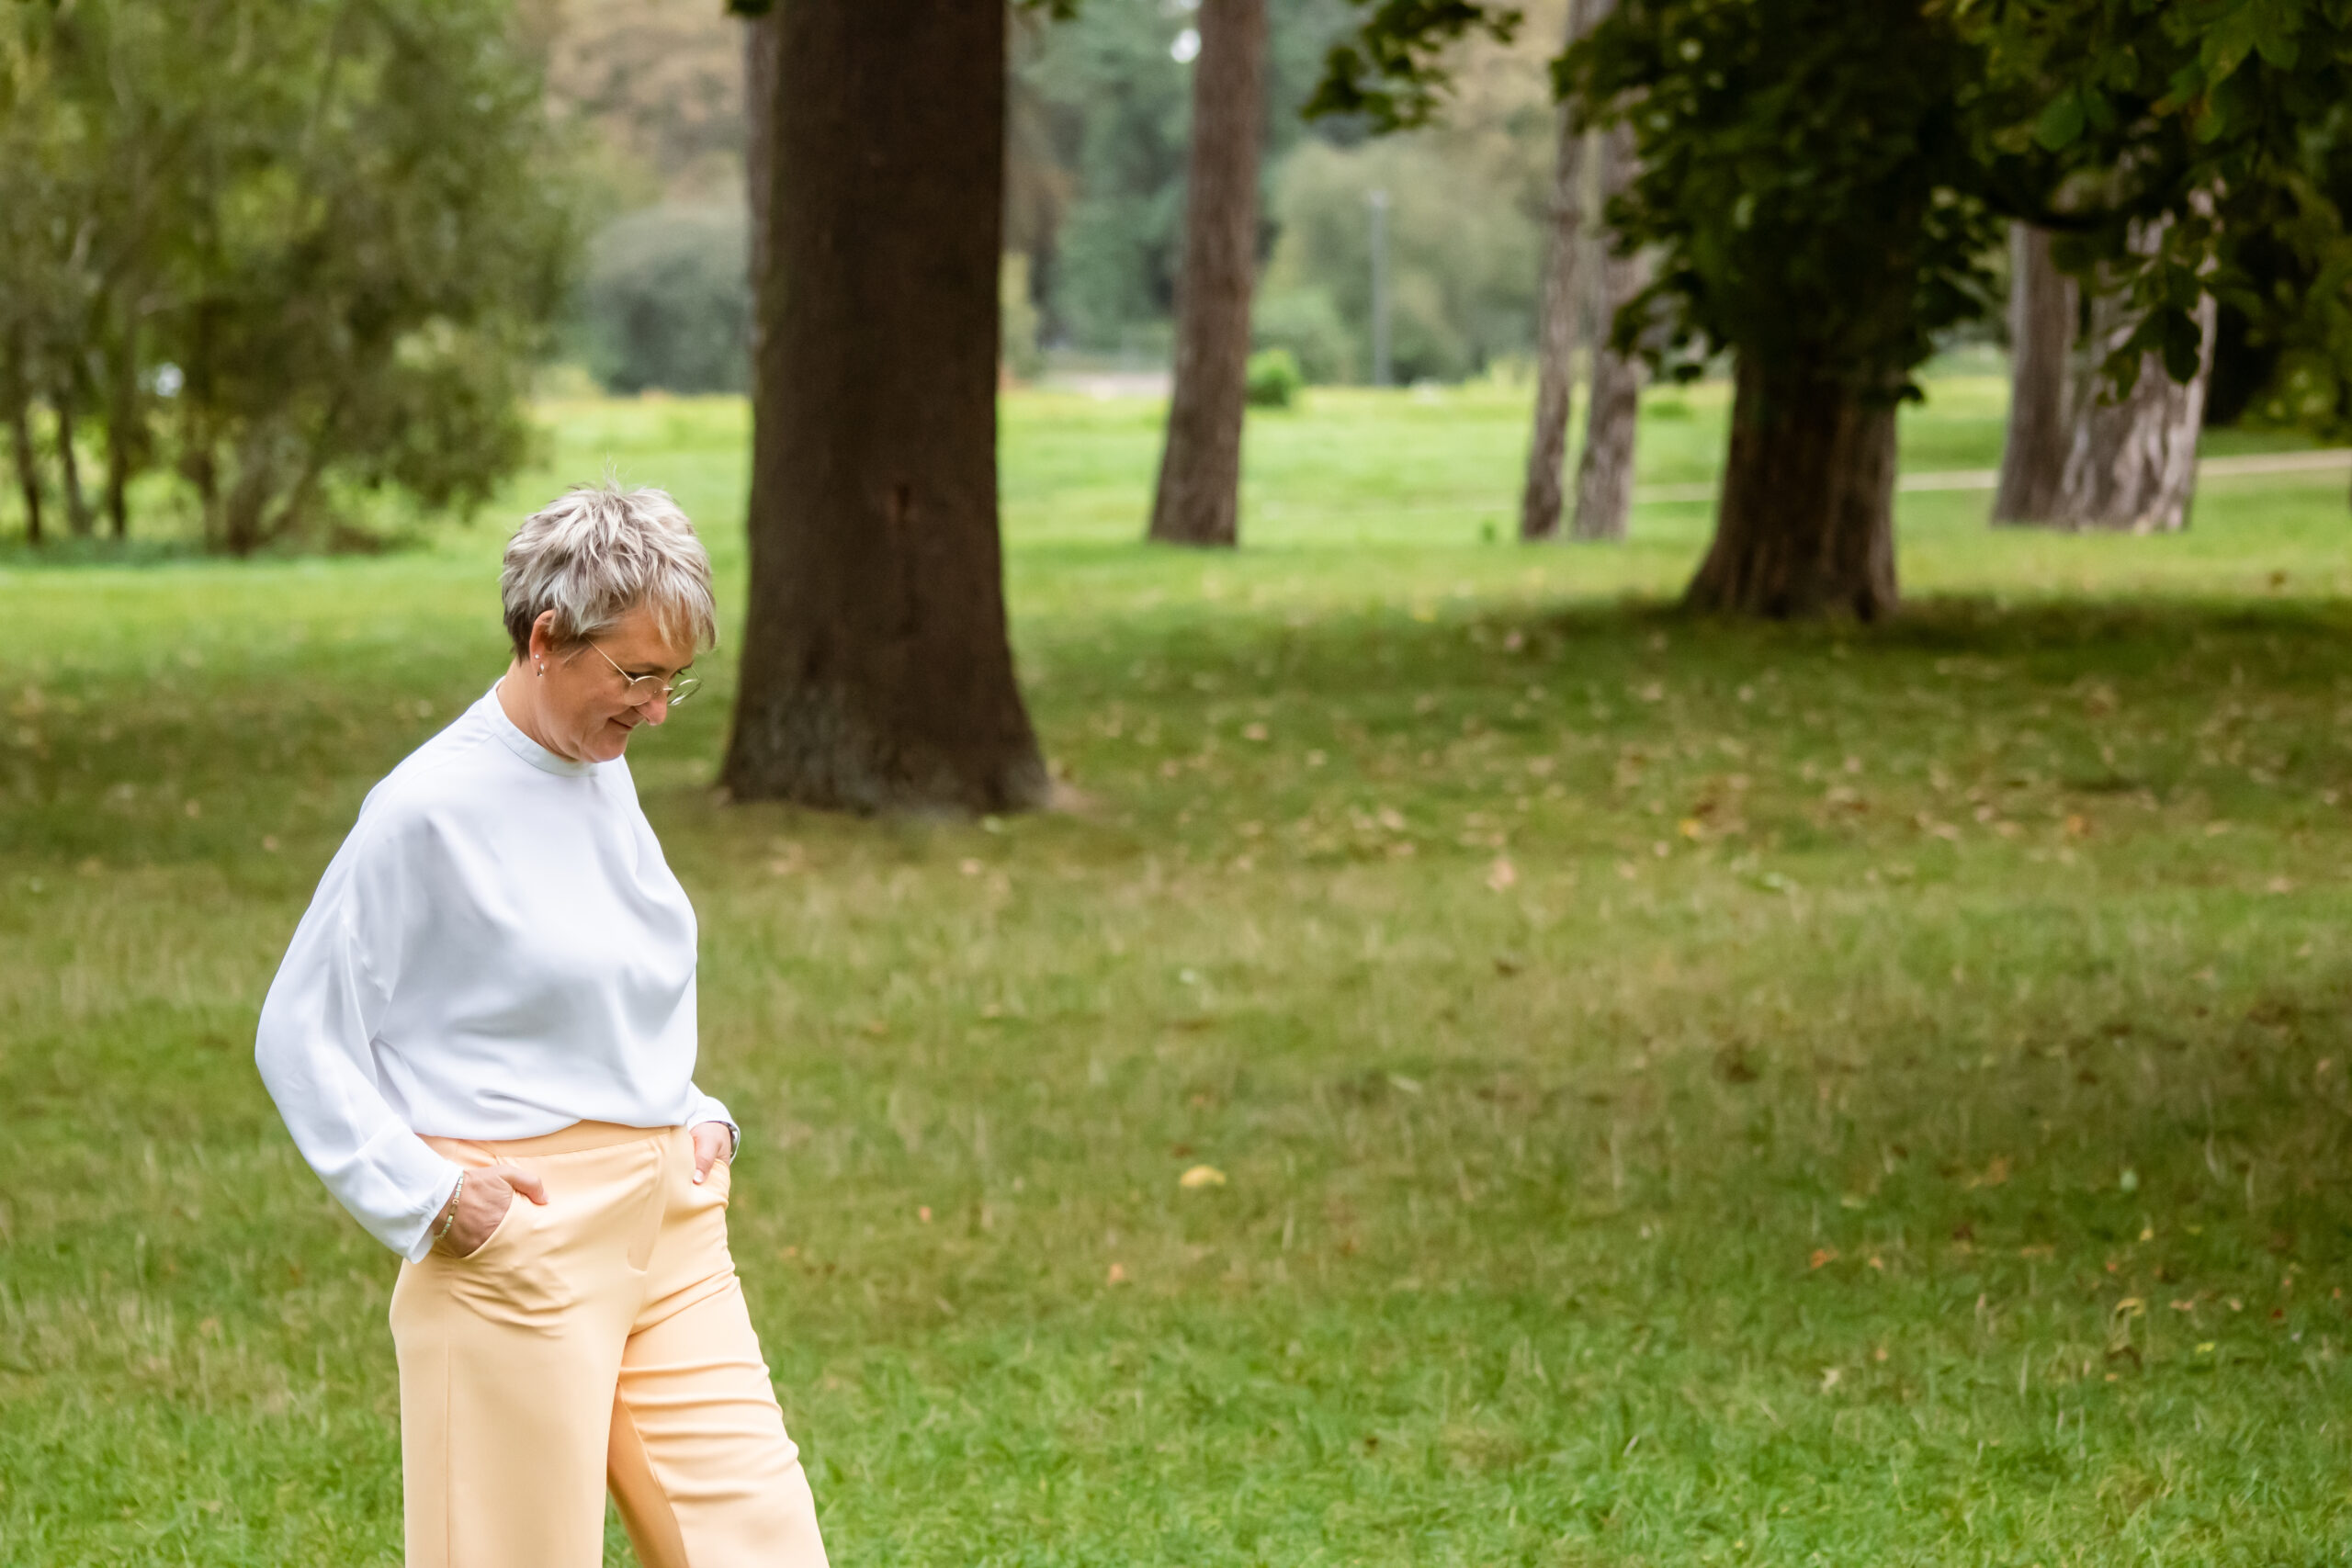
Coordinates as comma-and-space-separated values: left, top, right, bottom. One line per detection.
578, 638, 702, 708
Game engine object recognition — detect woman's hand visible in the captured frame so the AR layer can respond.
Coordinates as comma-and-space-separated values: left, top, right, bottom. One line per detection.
435, 1163, 548, 1258
691, 1121, 733, 1185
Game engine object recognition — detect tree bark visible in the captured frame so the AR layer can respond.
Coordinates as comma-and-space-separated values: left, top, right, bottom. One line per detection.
741, 6, 779, 377
56, 386, 93, 537
2052, 288, 2215, 534
4, 333, 40, 546
1990, 223, 2075, 525
1568, 118, 1644, 543
1146, 0, 1268, 548
720, 0, 1047, 815
1518, 0, 1596, 543
1684, 354, 1898, 619
103, 330, 141, 539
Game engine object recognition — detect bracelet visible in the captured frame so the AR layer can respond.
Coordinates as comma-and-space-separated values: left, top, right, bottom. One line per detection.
430, 1170, 467, 1248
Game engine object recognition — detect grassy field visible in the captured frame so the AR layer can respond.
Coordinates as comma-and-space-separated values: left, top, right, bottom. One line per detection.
5, 378, 2352, 1565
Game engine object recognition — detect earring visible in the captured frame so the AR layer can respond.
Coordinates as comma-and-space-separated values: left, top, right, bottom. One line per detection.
535, 660, 544, 678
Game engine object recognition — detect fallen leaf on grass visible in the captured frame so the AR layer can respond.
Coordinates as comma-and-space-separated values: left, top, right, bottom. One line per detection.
1809, 1248, 1838, 1270
1485, 856, 1517, 892
1106, 1263, 1129, 1285
1963, 1156, 2011, 1189
1179, 1165, 1227, 1190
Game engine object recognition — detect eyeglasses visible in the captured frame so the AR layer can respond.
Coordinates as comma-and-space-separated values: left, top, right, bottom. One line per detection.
582, 640, 701, 707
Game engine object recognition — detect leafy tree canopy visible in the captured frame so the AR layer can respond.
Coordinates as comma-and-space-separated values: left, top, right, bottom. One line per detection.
0, 0, 575, 552
1313, 0, 2352, 425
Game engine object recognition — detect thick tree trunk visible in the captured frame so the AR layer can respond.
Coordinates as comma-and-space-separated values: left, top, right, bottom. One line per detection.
720, 0, 1047, 815
2052, 289, 2215, 534
1684, 355, 1898, 619
1568, 119, 1644, 543
1146, 0, 1268, 548
1518, 0, 1596, 542
1990, 223, 2075, 525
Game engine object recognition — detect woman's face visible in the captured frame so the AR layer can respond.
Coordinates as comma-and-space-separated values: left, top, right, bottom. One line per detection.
525, 604, 699, 764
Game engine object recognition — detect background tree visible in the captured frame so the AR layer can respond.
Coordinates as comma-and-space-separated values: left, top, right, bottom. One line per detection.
1519, 0, 1594, 543
1965, 2, 2352, 467
1317, 0, 2352, 613
1574, 1, 2014, 618
2050, 213, 2216, 533
0, 0, 572, 553
1149, 0, 1272, 548
1569, 115, 1645, 542
721, 0, 1047, 814
1321, 1, 2029, 616
575, 204, 752, 396
1991, 224, 2075, 525
1017, 0, 1353, 361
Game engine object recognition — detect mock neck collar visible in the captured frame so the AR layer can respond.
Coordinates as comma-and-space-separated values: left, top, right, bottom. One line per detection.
484, 681, 595, 777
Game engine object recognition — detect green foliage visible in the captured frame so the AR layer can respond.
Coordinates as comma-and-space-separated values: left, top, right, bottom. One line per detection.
576, 205, 752, 397
1962, 0, 2352, 438
1306, 0, 1524, 130
7, 390, 2352, 1563
1314, 0, 2352, 444
1253, 286, 1360, 381
0, 0, 574, 554
1015, 0, 1358, 353
1244, 346, 1306, 407
1561, 0, 2023, 394
1264, 134, 1545, 382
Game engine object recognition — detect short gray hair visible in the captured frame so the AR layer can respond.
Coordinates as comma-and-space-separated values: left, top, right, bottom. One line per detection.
500, 483, 718, 659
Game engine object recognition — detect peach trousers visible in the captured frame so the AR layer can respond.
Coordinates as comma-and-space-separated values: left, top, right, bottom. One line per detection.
389, 1121, 829, 1568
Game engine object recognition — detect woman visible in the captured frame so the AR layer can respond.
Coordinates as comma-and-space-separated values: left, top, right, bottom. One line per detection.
255, 483, 829, 1568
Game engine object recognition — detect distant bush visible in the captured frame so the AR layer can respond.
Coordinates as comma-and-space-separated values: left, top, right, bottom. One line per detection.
577, 205, 751, 396
1261, 137, 1545, 384
1253, 288, 1356, 383
1246, 347, 1305, 409
1001, 254, 1046, 383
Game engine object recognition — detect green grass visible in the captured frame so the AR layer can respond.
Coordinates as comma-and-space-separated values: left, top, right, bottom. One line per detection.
5, 378, 2352, 1565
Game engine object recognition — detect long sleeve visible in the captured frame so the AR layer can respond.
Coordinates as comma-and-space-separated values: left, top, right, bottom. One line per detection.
255, 817, 460, 1261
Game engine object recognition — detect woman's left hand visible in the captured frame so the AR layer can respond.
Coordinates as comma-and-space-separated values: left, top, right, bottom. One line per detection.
691, 1121, 733, 1185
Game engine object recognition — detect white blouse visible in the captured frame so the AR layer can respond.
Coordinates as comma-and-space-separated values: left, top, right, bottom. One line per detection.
254, 685, 733, 1260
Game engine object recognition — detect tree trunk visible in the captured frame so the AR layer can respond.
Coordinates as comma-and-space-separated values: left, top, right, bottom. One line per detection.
1684, 355, 1898, 619
1518, 0, 1596, 542
720, 0, 1047, 815
741, 6, 779, 378
104, 330, 141, 539
4, 334, 40, 546
2052, 289, 2215, 534
1146, 0, 1268, 548
1990, 223, 2075, 525
1568, 119, 1644, 543
56, 387, 93, 537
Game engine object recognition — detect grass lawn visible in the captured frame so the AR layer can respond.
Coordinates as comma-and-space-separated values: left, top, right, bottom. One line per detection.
5, 378, 2352, 1565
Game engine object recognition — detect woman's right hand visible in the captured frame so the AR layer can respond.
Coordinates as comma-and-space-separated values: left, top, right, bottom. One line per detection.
435, 1163, 548, 1258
